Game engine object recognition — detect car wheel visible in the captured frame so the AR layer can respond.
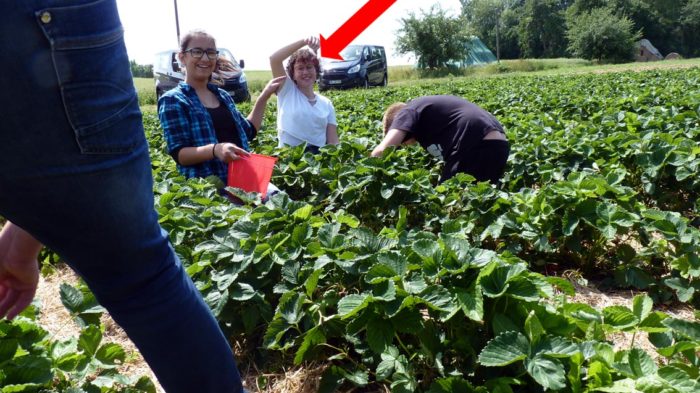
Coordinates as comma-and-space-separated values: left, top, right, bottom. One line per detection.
381, 73, 388, 87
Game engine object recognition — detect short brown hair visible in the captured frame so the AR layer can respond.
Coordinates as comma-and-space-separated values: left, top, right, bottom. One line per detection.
286, 49, 321, 82
382, 102, 407, 135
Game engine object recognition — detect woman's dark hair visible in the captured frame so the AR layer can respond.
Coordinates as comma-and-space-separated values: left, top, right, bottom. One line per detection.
179, 29, 216, 52
285, 49, 321, 83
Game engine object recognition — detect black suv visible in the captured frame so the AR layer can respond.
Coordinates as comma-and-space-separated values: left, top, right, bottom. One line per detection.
154, 48, 250, 102
319, 45, 387, 91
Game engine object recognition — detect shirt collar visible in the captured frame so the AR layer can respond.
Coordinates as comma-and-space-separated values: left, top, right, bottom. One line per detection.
178, 81, 223, 96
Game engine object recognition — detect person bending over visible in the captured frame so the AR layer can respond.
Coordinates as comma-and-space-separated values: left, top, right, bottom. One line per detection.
371, 95, 509, 185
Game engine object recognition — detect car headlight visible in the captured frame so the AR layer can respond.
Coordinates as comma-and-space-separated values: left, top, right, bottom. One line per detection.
239, 72, 247, 83
348, 64, 360, 74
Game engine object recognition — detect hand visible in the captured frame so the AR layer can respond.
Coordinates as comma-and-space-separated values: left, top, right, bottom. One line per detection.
304, 36, 320, 53
370, 146, 384, 157
214, 142, 251, 163
261, 76, 287, 98
0, 223, 42, 320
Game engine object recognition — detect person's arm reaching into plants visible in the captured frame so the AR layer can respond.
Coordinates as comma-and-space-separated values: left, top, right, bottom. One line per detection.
370, 128, 410, 157
0, 222, 42, 320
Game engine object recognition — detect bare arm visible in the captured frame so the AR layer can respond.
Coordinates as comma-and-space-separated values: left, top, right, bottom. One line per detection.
247, 76, 286, 130
0, 222, 42, 320
370, 128, 408, 157
326, 124, 339, 145
177, 143, 250, 166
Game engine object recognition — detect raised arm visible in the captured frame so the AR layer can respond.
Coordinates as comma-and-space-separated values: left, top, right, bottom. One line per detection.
269, 36, 320, 78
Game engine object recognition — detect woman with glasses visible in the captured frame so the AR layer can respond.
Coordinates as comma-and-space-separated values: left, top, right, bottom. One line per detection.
159, 29, 284, 191
270, 37, 339, 154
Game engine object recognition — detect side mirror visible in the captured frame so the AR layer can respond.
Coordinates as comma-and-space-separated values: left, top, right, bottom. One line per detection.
239, 59, 245, 69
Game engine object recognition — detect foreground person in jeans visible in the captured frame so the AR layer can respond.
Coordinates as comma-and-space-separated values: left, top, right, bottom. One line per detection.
0, 1, 244, 392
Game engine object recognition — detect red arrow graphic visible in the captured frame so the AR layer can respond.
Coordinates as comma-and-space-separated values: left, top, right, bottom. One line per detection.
320, 0, 397, 60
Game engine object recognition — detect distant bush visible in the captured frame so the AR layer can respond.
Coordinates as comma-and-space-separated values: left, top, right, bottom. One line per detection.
566, 7, 641, 63
130, 60, 154, 78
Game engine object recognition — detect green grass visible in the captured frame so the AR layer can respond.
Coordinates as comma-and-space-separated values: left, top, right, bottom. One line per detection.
134, 57, 700, 108
134, 77, 153, 92
134, 77, 156, 108
244, 70, 273, 93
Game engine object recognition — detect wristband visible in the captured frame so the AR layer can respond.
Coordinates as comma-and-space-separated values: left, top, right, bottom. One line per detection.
212, 143, 218, 159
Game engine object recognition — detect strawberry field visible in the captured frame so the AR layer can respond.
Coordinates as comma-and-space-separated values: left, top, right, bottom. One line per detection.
2, 67, 700, 392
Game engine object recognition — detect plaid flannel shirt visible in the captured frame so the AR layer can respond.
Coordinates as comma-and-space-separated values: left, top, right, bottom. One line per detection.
158, 82, 253, 184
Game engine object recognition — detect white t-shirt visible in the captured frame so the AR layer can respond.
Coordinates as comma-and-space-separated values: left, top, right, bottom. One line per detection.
276, 76, 337, 148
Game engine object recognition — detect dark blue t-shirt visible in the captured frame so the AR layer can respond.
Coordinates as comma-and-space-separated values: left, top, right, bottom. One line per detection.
390, 95, 505, 179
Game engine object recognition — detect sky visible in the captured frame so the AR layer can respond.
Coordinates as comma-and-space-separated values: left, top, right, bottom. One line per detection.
115, 0, 463, 70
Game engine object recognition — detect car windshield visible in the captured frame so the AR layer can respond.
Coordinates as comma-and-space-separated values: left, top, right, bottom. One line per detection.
339, 45, 362, 61
218, 49, 238, 65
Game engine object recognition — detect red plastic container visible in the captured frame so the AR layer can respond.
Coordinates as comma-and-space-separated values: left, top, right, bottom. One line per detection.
227, 153, 277, 195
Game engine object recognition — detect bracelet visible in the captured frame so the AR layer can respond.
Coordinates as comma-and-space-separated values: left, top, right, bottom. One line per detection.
212, 143, 218, 159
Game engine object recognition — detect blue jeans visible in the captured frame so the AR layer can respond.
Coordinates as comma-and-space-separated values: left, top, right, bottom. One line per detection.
0, 1, 243, 392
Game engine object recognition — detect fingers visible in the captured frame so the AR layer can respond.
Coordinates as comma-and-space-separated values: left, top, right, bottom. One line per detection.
7, 289, 35, 320
305, 36, 320, 52
0, 286, 34, 320
264, 76, 287, 95
231, 145, 250, 157
271, 75, 286, 84
0, 285, 10, 319
218, 143, 251, 162
0, 285, 19, 320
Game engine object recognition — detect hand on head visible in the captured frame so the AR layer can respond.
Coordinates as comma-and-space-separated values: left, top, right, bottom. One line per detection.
304, 36, 320, 53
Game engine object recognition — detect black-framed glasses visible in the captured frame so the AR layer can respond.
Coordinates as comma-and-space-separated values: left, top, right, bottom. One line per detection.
184, 48, 219, 60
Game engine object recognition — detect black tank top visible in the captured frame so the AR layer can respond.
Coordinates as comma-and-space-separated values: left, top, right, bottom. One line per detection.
206, 104, 242, 147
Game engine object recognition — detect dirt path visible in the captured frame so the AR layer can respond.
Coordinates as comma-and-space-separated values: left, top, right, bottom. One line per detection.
35, 265, 314, 393
36, 265, 164, 392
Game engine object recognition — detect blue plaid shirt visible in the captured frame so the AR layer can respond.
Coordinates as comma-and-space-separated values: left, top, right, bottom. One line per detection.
158, 82, 252, 183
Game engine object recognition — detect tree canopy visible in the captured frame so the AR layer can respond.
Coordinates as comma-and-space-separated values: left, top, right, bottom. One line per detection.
395, 5, 470, 68
566, 7, 641, 62
454, 0, 699, 61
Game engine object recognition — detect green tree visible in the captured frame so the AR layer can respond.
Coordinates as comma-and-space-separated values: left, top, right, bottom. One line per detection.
681, 0, 700, 56
568, 0, 684, 56
461, 0, 523, 59
566, 7, 642, 63
517, 0, 568, 58
395, 5, 471, 68
129, 59, 154, 78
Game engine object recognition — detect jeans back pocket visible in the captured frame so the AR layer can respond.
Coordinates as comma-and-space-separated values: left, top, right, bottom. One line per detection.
36, 0, 144, 154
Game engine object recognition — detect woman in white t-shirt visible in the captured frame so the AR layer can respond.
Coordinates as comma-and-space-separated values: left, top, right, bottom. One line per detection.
270, 37, 338, 154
